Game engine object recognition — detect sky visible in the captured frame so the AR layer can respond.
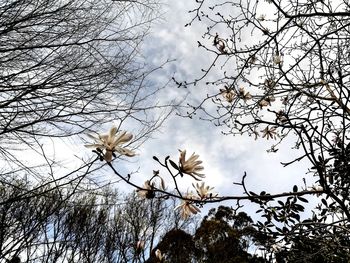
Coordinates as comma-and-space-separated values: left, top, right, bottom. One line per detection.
36, 0, 317, 220
132, 1, 317, 216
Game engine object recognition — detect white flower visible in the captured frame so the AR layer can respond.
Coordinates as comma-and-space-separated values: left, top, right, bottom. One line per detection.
136, 240, 145, 253
259, 99, 269, 107
220, 88, 236, 103
137, 180, 155, 199
193, 182, 216, 199
271, 244, 282, 252
261, 126, 277, 140
85, 126, 135, 162
258, 14, 266, 21
238, 87, 252, 101
174, 194, 201, 219
259, 96, 275, 108
276, 110, 288, 123
179, 150, 205, 180
273, 53, 283, 65
264, 79, 276, 90
214, 34, 227, 53
155, 249, 163, 261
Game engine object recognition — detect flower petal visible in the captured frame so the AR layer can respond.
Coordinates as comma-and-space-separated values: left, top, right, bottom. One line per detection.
109, 126, 117, 139
116, 147, 136, 157
85, 143, 105, 149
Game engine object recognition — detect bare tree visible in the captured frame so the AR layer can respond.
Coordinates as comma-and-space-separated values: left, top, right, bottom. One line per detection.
0, 179, 193, 263
168, 0, 350, 259
0, 0, 171, 176
93, 0, 350, 260
0, 0, 177, 261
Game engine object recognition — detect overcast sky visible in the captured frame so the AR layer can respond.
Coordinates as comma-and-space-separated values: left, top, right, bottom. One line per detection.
130, 1, 317, 216
42, 0, 318, 218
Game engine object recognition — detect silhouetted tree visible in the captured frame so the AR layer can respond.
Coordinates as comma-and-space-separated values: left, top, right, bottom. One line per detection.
148, 206, 266, 263
0, 178, 189, 263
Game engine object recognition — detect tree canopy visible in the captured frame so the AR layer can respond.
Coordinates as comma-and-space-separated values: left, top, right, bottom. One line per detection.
3, 0, 350, 262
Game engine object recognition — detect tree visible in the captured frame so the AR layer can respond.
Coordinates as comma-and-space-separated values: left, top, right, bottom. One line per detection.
0, 0, 175, 261
145, 229, 195, 263
275, 232, 350, 263
0, 0, 170, 180
0, 178, 188, 263
153, 0, 350, 260
147, 206, 266, 263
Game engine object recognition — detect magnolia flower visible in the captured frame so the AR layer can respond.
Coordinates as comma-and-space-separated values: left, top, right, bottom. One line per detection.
137, 180, 155, 199
193, 182, 216, 199
175, 194, 201, 219
220, 88, 236, 103
281, 96, 289, 105
238, 87, 252, 101
258, 14, 266, 21
136, 240, 145, 253
276, 110, 288, 123
179, 150, 205, 180
259, 96, 275, 108
249, 55, 257, 64
259, 99, 269, 108
214, 34, 227, 53
85, 126, 135, 162
273, 53, 283, 65
264, 79, 276, 90
271, 244, 282, 252
155, 249, 163, 261
261, 126, 277, 140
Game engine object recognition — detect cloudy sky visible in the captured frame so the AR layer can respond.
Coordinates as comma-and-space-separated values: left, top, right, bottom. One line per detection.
44, 0, 316, 218
132, 1, 316, 215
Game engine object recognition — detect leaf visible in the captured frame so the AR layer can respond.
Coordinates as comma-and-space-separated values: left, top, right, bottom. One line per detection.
293, 204, 305, 212
153, 156, 159, 162
297, 196, 309, 203
321, 198, 328, 207
169, 159, 179, 170
276, 227, 282, 233
290, 213, 300, 221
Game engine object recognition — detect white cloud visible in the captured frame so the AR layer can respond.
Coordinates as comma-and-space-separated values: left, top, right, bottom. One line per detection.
132, 0, 317, 221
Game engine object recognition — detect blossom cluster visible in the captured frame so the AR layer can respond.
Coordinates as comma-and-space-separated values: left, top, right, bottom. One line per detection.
85, 125, 217, 220
219, 86, 252, 103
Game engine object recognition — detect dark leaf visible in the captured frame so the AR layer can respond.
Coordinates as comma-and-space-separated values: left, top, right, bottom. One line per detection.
297, 196, 308, 203
169, 159, 179, 170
